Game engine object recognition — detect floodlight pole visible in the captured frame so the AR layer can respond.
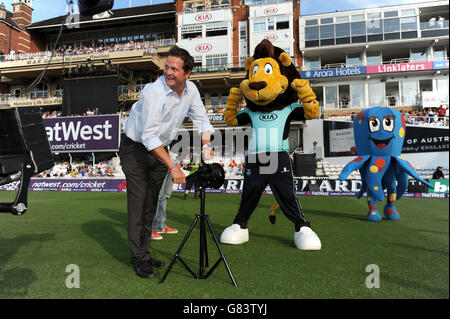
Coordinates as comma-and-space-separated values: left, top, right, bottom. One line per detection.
159, 184, 237, 287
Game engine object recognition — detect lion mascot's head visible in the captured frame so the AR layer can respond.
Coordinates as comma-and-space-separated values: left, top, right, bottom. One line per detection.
241, 39, 300, 113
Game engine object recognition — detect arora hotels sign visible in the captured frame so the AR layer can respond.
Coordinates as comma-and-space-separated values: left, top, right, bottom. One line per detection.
301, 66, 366, 79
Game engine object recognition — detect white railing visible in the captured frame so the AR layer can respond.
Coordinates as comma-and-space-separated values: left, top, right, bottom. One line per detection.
420, 20, 449, 31
0, 38, 175, 63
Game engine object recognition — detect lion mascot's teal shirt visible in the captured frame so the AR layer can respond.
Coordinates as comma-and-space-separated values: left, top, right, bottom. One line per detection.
237, 103, 306, 155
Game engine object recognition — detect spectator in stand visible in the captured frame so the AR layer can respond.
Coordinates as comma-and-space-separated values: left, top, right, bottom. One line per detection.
429, 17, 437, 27
432, 166, 445, 179
438, 16, 445, 28
438, 105, 446, 118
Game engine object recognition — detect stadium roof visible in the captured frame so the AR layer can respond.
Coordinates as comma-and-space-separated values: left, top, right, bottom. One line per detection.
27, 3, 175, 31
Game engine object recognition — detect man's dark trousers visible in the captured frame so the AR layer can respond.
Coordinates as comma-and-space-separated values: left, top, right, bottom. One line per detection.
119, 134, 168, 265
233, 151, 309, 232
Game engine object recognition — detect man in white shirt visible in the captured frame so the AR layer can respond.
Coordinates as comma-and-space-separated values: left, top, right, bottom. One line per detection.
120, 46, 215, 278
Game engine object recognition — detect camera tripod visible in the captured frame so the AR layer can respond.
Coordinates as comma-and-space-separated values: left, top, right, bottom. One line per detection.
159, 183, 237, 286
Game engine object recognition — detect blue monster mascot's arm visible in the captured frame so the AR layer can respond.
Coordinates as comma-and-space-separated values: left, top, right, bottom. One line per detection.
339, 107, 434, 222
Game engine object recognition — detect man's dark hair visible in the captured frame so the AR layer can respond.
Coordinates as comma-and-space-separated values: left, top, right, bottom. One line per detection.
168, 46, 195, 73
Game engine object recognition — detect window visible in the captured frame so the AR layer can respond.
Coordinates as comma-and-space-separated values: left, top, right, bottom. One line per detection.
369, 82, 385, 106
437, 78, 449, 104
55, 82, 63, 97
400, 17, 417, 31
366, 52, 382, 65
336, 16, 349, 23
384, 18, 400, 33
254, 18, 266, 32
206, 23, 228, 37
401, 9, 415, 16
367, 19, 382, 34
117, 84, 128, 96
351, 14, 365, 21
276, 16, 289, 30
320, 25, 334, 38
434, 47, 447, 60
206, 54, 227, 67
30, 83, 48, 98
305, 57, 321, 70
210, 95, 220, 108
384, 11, 398, 18
182, 25, 202, 39
325, 86, 338, 108
306, 19, 318, 26
268, 18, 274, 31
351, 83, 365, 108
410, 48, 427, 62
351, 21, 366, 35
401, 80, 418, 106
305, 26, 319, 40
367, 13, 381, 19
335, 23, 350, 37
135, 77, 149, 92
321, 17, 333, 24
346, 53, 362, 66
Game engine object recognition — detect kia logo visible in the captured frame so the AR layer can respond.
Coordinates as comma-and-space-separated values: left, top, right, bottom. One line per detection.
259, 113, 278, 121
264, 7, 278, 15
264, 34, 278, 41
195, 13, 212, 22
195, 43, 212, 53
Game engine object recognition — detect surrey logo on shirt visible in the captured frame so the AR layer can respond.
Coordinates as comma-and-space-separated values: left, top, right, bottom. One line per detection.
259, 113, 278, 122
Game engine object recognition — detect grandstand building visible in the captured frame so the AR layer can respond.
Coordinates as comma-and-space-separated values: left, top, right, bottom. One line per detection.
299, 0, 449, 117
0, 0, 448, 176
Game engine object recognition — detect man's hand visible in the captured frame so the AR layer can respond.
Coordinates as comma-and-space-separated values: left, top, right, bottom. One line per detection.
170, 166, 186, 185
202, 145, 215, 161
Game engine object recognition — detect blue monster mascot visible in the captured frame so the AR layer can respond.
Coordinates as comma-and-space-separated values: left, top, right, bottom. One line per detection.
219, 39, 321, 250
339, 107, 433, 221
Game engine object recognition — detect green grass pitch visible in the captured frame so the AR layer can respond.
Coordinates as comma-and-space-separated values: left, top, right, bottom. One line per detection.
0, 191, 448, 299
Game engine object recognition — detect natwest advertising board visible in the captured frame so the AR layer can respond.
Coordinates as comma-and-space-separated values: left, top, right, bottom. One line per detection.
43, 114, 120, 153
366, 61, 433, 74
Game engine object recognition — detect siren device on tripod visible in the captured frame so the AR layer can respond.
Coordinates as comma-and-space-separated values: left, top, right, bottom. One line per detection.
160, 155, 237, 286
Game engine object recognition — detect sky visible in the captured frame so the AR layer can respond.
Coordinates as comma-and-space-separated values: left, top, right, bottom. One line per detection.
1, 0, 434, 23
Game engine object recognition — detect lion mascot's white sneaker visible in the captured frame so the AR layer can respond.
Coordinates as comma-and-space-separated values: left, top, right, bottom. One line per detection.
294, 226, 322, 250
220, 224, 249, 245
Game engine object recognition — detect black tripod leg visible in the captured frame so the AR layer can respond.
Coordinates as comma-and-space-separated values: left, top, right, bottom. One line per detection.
205, 215, 237, 287
199, 216, 209, 278
159, 215, 200, 284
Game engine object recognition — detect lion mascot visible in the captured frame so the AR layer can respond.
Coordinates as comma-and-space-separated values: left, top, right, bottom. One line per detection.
219, 39, 322, 250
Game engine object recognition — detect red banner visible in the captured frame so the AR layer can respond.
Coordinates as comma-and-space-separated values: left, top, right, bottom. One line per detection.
366, 61, 433, 74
